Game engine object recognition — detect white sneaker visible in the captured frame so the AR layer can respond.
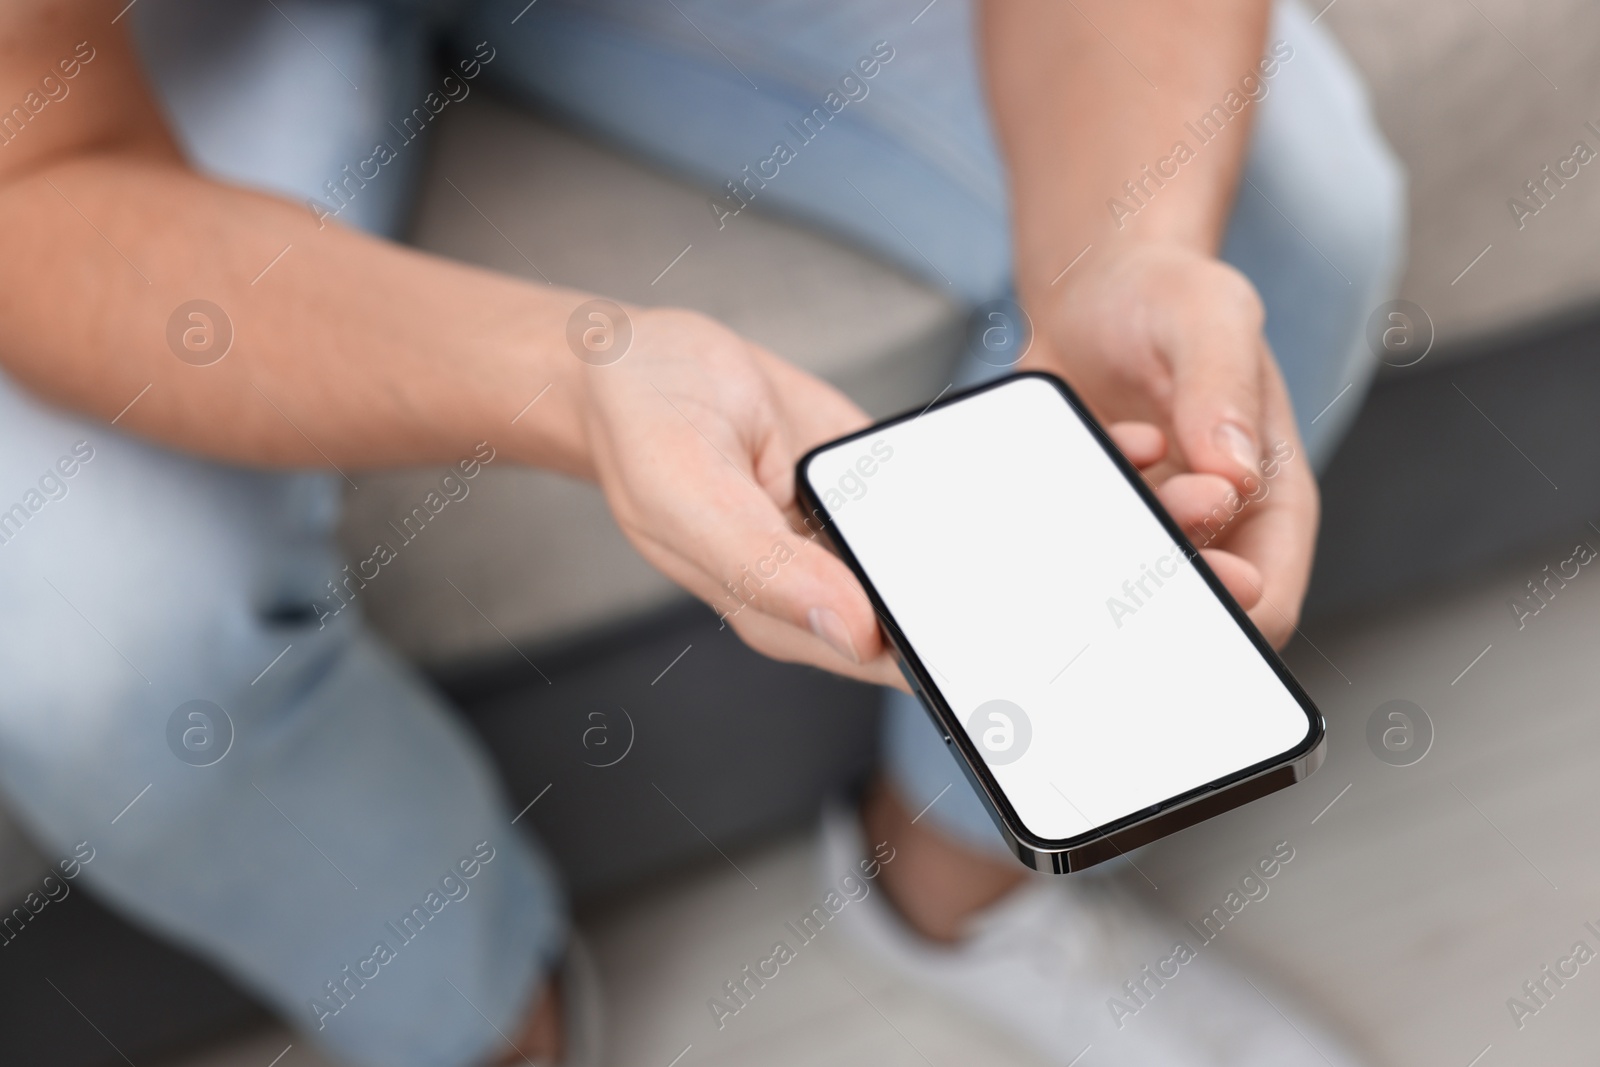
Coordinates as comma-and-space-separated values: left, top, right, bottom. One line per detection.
820, 803, 1367, 1066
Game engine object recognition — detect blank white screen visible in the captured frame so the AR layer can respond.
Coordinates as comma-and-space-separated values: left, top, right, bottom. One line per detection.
806, 376, 1311, 841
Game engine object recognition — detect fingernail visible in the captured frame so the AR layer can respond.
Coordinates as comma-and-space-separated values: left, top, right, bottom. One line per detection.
1214, 421, 1259, 472
808, 607, 860, 664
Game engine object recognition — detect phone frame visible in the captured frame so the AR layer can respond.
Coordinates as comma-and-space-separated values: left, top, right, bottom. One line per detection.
796, 371, 1325, 873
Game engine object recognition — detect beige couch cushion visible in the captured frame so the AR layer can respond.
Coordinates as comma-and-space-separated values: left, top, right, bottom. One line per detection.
339, 94, 963, 663
1326, 0, 1600, 349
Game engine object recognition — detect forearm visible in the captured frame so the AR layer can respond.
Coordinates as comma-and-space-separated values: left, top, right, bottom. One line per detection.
0, 155, 593, 476
980, 0, 1272, 308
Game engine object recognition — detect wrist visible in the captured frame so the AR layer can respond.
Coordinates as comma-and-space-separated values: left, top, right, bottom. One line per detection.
1019, 226, 1219, 317
482, 285, 600, 479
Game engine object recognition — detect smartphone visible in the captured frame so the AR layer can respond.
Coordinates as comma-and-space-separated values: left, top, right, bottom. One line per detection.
796, 372, 1324, 872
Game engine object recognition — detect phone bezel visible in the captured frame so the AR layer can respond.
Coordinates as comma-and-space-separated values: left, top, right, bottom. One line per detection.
796, 371, 1326, 872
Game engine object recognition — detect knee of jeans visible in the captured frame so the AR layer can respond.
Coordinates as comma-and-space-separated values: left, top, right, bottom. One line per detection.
0, 618, 358, 854
1260, 10, 1409, 301
0, 575, 355, 771
0, 456, 346, 813
1257, 117, 1406, 308
1326, 128, 1408, 308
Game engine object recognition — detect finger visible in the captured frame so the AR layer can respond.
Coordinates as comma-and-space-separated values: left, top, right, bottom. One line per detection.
635, 530, 907, 687
1203, 360, 1318, 648
1198, 548, 1264, 611
1106, 420, 1166, 469
1157, 270, 1268, 488
1227, 484, 1316, 648
1154, 471, 1242, 547
619, 473, 889, 670
722, 605, 908, 690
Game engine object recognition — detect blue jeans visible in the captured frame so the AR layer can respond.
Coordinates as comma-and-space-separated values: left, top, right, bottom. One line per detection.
0, 2, 1402, 1066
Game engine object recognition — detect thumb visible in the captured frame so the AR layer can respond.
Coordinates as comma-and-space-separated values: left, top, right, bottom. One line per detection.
1162, 283, 1268, 489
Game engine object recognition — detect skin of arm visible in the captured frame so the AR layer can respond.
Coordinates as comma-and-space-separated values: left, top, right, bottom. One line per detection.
985, 0, 1269, 281
0, 2, 595, 476
980, 0, 1320, 645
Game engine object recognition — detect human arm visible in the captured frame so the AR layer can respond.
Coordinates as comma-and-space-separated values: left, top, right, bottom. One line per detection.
0, 2, 595, 475
0, 2, 903, 682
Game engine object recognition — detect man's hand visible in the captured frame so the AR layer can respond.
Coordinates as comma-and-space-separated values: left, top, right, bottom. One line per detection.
1024, 242, 1317, 646
577, 307, 908, 687
981, 0, 1315, 646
